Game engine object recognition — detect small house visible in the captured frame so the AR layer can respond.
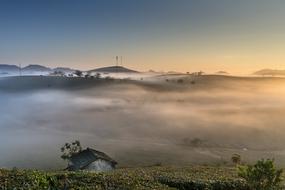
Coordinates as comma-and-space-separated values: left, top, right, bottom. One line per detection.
67, 148, 117, 172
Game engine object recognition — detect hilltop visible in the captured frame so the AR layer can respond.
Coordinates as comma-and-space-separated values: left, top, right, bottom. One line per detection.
22, 64, 52, 72
53, 67, 75, 73
0, 64, 20, 75
88, 66, 139, 73
253, 69, 285, 76
215, 71, 229, 75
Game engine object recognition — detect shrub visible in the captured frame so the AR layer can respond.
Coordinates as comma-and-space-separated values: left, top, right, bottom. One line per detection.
157, 178, 249, 190
232, 154, 241, 165
177, 79, 184, 83
74, 70, 83, 77
95, 73, 101, 79
237, 159, 283, 190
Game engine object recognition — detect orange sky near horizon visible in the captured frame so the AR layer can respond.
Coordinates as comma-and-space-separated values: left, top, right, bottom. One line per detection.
1, 0, 285, 75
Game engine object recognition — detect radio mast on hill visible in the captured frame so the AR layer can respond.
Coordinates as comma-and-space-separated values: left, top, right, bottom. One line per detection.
115, 56, 119, 67
114, 55, 123, 73
115, 55, 123, 73
114, 55, 123, 66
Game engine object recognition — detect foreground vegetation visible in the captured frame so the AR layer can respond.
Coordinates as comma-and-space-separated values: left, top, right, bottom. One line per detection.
0, 166, 249, 190
1, 158, 283, 190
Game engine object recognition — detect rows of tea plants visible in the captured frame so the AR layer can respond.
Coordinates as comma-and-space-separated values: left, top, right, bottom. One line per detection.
0, 166, 249, 190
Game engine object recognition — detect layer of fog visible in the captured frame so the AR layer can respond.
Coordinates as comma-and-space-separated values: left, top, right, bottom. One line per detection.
1, 76, 285, 169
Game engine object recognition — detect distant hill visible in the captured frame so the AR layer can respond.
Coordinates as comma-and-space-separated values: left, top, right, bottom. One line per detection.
0, 64, 20, 72
0, 64, 140, 75
253, 69, 285, 76
53, 67, 75, 73
23, 64, 52, 72
88, 66, 138, 73
147, 69, 165, 74
215, 71, 229, 75
167, 71, 183, 75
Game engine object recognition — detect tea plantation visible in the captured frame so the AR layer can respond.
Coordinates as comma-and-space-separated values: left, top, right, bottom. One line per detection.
0, 166, 250, 190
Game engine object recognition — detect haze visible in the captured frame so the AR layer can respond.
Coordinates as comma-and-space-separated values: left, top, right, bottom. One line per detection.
1, 75, 285, 169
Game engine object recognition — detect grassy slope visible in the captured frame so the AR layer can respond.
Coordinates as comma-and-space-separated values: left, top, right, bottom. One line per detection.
0, 166, 249, 190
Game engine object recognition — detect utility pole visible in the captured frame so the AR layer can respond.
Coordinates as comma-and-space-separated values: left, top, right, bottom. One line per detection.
19, 63, 22, 76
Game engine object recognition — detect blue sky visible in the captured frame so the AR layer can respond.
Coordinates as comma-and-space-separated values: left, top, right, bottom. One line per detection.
0, 0, 285, 73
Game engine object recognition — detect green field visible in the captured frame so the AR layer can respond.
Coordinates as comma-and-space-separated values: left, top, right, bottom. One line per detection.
0, 166, 249, 190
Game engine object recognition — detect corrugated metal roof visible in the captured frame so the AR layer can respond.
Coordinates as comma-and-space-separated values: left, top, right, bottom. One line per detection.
69, 148, 117, 170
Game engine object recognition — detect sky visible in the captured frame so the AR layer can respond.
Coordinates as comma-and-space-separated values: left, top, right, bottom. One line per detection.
0, 0, 285, 74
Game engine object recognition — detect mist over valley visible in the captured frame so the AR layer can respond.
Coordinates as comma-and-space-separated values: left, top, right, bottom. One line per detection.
1, 74, 285, 169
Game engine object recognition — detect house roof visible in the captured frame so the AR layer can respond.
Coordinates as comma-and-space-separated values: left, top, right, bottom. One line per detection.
68, 148, 117, 170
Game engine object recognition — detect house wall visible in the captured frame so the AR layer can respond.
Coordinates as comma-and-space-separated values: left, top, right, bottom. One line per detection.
85, 159, 114, 171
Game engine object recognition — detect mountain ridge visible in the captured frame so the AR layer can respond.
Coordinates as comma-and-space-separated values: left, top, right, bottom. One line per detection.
22, 64, 52, 72
253, 69, 285, 76
0, 64, 140, 75
0, 64, 20, 72
88, 66, 139, 73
